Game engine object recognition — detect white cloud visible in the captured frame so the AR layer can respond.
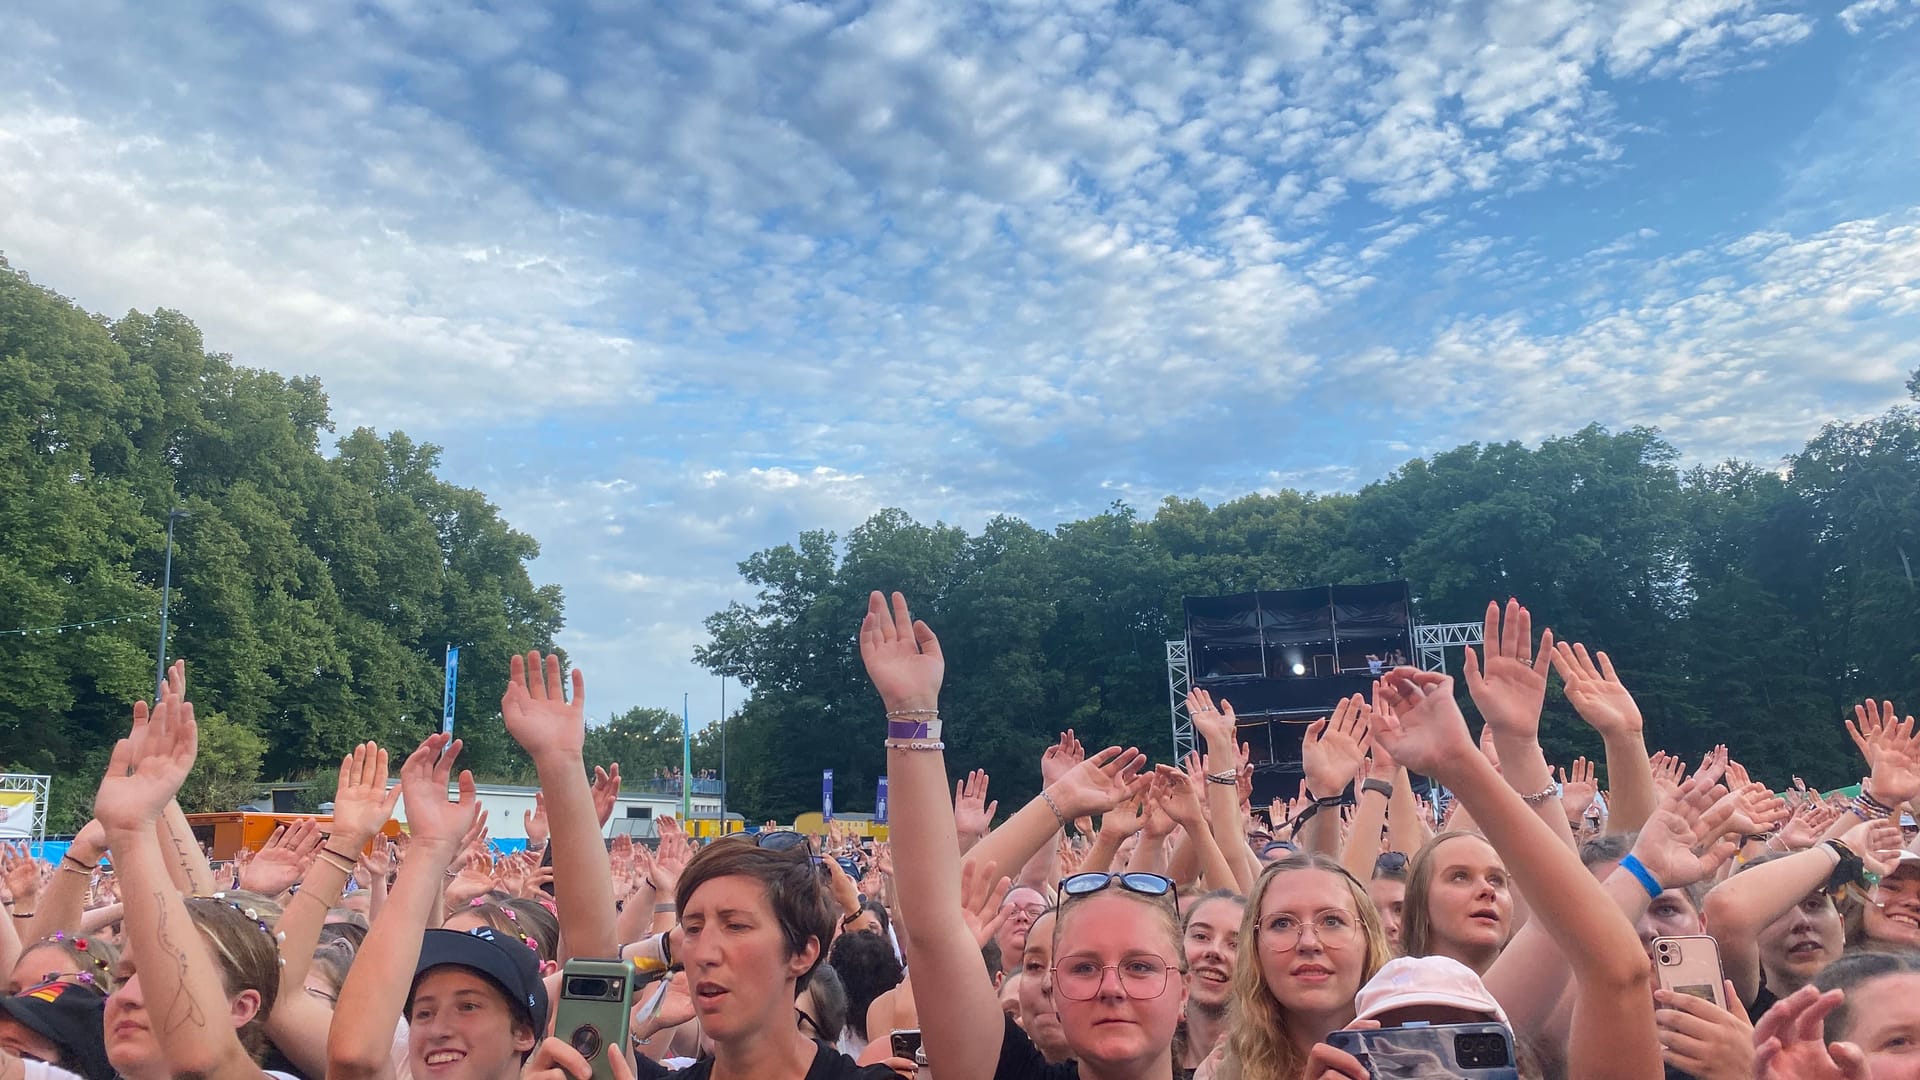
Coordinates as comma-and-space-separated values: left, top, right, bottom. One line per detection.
1838, 0, 1918, 34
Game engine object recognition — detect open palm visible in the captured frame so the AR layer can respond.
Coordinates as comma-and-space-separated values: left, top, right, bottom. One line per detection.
1047, 747, 1149, 820
858, 590, 944, 711
94, 697, 198, 832
1374, 670, 1476, 780
503, 651, 586, 759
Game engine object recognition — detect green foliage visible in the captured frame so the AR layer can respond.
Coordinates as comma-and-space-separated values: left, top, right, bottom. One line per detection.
701, 420, 1920, 820
0, 257, 564, 831
176, 709, 267, 813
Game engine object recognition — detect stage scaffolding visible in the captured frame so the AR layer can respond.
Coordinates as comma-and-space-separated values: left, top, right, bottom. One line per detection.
1166, 620, 1484, 760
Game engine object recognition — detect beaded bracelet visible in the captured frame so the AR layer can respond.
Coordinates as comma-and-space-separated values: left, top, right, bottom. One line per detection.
1038, 789, 1071, 833
1519, 782, 1559, 807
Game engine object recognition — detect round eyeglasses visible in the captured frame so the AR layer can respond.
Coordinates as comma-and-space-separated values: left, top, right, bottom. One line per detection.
1051, 956, 1175, 1000
1257, 909, 1359, 952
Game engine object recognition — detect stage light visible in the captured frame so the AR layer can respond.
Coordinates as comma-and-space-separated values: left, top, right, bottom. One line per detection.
1291, 662, 1306, 675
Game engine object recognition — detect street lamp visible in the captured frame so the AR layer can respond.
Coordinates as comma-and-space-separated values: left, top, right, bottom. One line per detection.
155, 508, 189, 698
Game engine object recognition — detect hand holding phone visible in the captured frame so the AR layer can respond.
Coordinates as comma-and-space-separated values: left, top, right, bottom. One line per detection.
554, 959, 635, 1080
1653, 935, 1727, 1010
890, 1029, 922, 1059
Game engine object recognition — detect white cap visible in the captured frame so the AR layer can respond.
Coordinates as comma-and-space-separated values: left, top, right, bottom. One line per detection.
1352, 955, 1509, 1027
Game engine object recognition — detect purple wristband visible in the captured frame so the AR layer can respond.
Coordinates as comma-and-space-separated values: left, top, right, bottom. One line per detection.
888, 718, 931, 739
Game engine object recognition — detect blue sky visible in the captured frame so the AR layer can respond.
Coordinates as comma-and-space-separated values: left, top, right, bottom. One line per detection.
3, 0, 1918, 726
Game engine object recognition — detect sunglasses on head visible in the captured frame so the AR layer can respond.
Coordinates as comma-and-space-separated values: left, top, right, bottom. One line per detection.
753, 830, 828, 871
1059, 872, 1180, 916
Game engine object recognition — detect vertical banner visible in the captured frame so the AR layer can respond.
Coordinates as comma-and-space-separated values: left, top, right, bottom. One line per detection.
822, 769, 834, 821
874, 776, 888, 825
681, 693, 692, 822
441, 645, 460, 735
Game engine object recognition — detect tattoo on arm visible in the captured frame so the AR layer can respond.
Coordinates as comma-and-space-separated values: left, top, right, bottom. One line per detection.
154, 896, 209, 1033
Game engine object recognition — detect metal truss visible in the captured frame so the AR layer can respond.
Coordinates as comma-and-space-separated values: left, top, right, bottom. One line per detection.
1413, 622, 1485, 673
1166, 640, 1197, 763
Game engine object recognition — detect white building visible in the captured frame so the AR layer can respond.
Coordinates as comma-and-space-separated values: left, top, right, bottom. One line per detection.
388, 779, 726, 844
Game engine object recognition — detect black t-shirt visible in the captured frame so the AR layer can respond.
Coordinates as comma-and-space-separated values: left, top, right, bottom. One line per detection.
663, 1040, 898, 1080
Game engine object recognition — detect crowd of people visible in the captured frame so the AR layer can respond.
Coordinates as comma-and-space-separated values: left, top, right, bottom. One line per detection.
1, 593, 1918, 1080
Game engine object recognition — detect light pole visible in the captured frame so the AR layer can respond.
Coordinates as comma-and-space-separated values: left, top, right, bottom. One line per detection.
155, 507, 188, 697
718, 677, 728, 830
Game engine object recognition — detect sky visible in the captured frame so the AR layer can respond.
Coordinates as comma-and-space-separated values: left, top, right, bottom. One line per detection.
3, 0, 1919, 729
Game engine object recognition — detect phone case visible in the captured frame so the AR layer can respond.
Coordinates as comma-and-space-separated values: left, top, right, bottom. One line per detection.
1653, 935, 1726, 1010
1326, 1022, 1519, 1078
554, 958, 636, 1080
891, 1029, 923, 1059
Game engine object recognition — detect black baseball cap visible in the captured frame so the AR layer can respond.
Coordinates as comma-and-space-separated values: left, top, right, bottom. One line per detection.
0, 979, 113, 1080
410, 927, 549, 1037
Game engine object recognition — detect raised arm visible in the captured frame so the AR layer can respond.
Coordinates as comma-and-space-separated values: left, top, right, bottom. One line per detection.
96, 688, 266, 1080
1298, 694, 1370, 859
1551, 641, 1657, 834
328, 735, 478, 1080
1341, 741, 1395, 881
1377, 667, 1659, 1080
26, 820, 106, 940
962, 751, 1149, 891
1157, 764, 1239, 890
867, 590, 1006, 1080
268, 742, 400, 1077
1188, 690, 1261, 888
1462, 600, 1577, 852
502, 652, 617, 960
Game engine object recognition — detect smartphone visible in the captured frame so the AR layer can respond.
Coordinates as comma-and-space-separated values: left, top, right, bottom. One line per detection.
1326, 1022, 1518, 1078
1654, 935, 1727, 1010
554, 959, 635, 1080
539, 841, 557, 897
890, 1029, 922, 1059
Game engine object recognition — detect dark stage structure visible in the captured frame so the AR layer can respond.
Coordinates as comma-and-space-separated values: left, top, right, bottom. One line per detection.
1166, 582, 1484, 804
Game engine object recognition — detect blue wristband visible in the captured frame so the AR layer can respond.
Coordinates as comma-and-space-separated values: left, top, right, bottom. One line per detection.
1619, 852, 1663, 899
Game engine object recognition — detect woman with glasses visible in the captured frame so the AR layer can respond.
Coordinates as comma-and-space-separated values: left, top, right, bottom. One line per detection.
864, 591, 1185, 1080
1216, 855, 1390, 1080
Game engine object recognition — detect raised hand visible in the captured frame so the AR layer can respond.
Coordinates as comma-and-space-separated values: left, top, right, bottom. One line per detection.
1649, 751, 1688, 795
330, 741, 402, 848
1629, 776, 1740, 890
1461, 598, 1552, 740
1046, 746, 1151, 820
523, 791, 550, 849
858, 590, 943, 712
1373, 669, 1477, 783
1301, 694, 1371, 799
1847, 700, 1920, 808
591, 764, 622, 826
1186, 688, 1238, 749
94, 693, 199, 832
952, 769, 998, 841
397, 733, 479, 851
1711, 781, 1790, 837
1654, 981, 1753, 1080
1041, 730, 1085, 787
823, 853, 861, 916
1154, 764, 1208, 832
1560, 757, 1599, 821
1549, 641, 1645, 739
957, 859, 1013, 949
502, 651, 586, 760
240, 820, 323, 896
1752, 986, 1869, 1080
1838, 817, 1904, 878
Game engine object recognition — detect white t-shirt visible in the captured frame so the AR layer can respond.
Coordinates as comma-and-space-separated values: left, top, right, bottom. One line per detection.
21, 1059, 300, 1080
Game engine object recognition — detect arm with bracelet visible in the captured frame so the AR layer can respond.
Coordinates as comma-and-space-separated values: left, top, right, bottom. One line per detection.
1296, 694, 1371, 859
268, 741, 401, 1077
1340, 759, 1394, 883
1464, 601, 1580, 854
24, 820, 103, 940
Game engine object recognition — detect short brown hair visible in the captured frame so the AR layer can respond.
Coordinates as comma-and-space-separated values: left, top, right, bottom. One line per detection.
676, 837, 834, 993
186, 892, 284, 1061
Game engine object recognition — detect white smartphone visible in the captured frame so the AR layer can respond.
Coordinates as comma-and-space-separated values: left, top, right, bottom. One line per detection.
1653, 935, 1726, 1010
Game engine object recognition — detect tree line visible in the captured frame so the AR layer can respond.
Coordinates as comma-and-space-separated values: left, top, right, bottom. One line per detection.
0, 257, 573, 830
698, 403, 1920, 821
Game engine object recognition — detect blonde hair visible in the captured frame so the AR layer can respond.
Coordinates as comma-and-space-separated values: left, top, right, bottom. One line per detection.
1221, 855, 1390, 1080
186, 891, 284, 1061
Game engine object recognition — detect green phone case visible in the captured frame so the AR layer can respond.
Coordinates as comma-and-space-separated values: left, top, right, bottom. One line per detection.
554, 958, 636, 1080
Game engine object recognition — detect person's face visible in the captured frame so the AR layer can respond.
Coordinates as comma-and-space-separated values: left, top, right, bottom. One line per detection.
104, 959, 162, 1079
997, 887, 1048, 958
1051, 895, 1187, 1074
407, 967, 536, 1078
0, 1015, 64, 1065
1424, 835, 1512, 961
998, 971, 1023, 1020
1182, 898, 1242, 1013
846, 910, 883, 937
1254, 869, 1369, 1020
1864, 867, 1920, 950
1636, 888, 1704, 959
8, 944, 82, 995
1755, 892, 1843, 988
679, 873, 817, 1043
1366, 878, 1406, 950
1837, 972, 1920, 1080
1019, 912, 1069, 1062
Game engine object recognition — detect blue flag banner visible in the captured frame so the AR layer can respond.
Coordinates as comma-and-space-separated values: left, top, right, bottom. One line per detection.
823, 769, 834, 821
875, 776, 888, 824
442, 645, 459, 735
